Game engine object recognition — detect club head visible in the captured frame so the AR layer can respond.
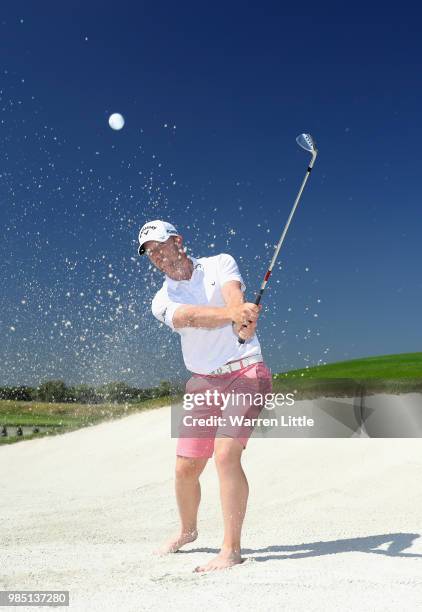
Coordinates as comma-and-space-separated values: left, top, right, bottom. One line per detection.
296, 133, 317, 153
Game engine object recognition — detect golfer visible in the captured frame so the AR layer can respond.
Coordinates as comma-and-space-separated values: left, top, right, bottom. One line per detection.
138, 220, 272, 572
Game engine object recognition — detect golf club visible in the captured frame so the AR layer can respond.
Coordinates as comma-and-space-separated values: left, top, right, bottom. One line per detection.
238, 133, 318, 344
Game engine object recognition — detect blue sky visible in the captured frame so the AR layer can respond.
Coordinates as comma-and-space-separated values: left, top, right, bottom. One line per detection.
1, 2, 421, 386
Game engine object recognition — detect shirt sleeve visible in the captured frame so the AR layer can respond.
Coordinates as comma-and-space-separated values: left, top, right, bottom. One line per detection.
151, 288, 182, 332
218, 253, 246, 292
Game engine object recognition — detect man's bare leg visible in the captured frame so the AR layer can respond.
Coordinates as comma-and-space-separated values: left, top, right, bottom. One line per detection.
194, 438, 247, 571
156, 455, 208, 554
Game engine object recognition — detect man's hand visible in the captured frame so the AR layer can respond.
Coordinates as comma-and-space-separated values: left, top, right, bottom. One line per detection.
233, 319, 257, 341
230, 303, 262, 342
229, 303, 261, 327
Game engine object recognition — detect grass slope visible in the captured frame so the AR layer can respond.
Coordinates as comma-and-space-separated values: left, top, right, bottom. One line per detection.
275, 352, 422, 379
272, 352, 422, 397
0, 396, 176, 445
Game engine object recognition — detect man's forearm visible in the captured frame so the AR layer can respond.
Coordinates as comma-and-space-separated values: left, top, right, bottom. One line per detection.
173, 305, 233, 329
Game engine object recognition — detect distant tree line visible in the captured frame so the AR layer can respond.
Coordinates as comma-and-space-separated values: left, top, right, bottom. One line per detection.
0, 380, 181, 404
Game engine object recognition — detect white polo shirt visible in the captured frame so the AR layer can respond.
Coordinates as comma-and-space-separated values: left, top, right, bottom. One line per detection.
151, 253, 262, 374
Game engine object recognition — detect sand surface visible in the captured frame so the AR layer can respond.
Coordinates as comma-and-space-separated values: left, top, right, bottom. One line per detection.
1, 405, 422, 611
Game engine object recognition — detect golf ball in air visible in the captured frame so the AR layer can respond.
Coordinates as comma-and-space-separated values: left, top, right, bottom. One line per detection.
108, 113, 125, 130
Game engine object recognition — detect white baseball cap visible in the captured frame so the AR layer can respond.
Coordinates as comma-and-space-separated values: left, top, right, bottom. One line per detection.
137, 220, 180, 255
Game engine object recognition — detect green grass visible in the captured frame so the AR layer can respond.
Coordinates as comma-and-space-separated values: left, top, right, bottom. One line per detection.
0, 395, 180, 445
274, 352, 422, 380
272, 352, 422, 398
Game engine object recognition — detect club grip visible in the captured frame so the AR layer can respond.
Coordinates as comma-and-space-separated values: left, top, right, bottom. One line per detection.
237, 293, 263, 344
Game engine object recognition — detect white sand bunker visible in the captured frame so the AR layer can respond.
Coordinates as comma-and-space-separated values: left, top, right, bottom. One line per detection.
1, 405, 422, 611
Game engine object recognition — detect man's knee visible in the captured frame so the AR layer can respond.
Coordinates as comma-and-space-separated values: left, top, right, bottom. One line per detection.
175, 456, 206, 480
214, 438, 243, 470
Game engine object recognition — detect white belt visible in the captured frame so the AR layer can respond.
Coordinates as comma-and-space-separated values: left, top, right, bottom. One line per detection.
208, 354, 263, 376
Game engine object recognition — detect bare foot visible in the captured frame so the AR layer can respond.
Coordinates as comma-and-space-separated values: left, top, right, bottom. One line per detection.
193, 549, 243, 572
155, 530, 198, 555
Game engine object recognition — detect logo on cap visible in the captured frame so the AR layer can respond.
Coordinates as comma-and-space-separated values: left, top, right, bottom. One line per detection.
140, 225, 157, 236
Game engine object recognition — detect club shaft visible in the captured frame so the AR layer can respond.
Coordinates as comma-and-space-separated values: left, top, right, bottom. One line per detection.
256, 152, 317, 300
238, 150, 317, 343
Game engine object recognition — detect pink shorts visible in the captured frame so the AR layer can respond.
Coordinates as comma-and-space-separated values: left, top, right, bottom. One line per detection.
176, 361, 272, 458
